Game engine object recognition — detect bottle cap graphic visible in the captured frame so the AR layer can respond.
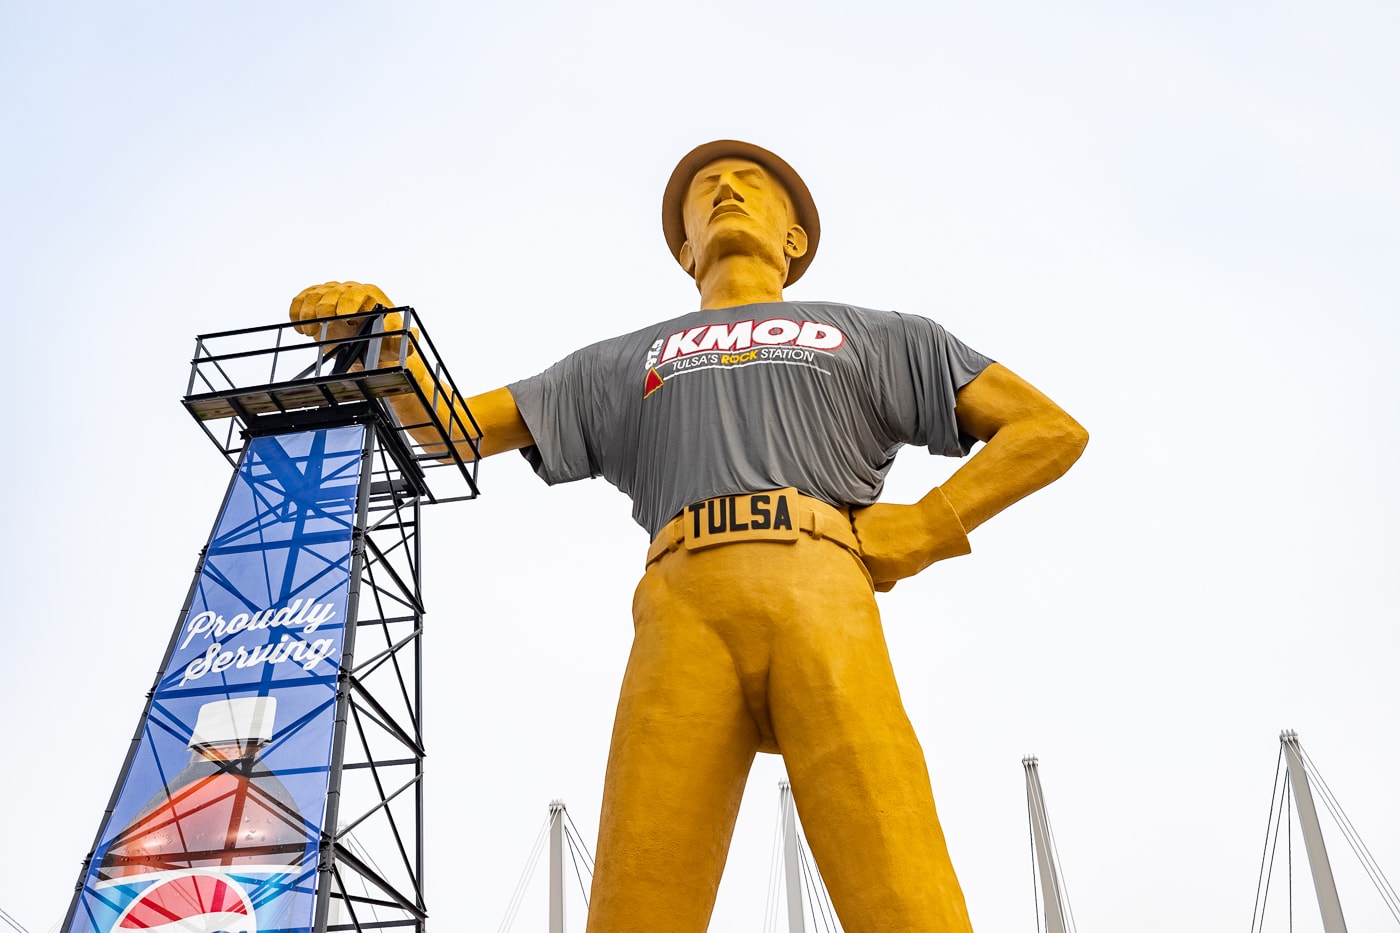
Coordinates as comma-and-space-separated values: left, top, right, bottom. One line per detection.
190, 696, 276, 748
98, 693, 305, 882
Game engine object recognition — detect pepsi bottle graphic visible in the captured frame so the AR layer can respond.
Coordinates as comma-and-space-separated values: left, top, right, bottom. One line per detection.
91, 697, 314, 933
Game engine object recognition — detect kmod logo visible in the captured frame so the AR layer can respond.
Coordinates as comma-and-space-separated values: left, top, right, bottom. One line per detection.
660, 318, 845, 363
110, 871, 255, 933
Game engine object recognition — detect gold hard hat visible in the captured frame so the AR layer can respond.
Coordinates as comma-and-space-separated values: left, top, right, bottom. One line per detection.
662, 139, 820, 286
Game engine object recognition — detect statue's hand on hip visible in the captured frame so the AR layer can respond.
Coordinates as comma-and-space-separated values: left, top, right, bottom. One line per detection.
851, 488, 971, 592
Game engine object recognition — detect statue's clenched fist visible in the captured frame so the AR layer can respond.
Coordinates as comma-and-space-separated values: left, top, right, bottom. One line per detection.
289, 281, 412, 368
290, 281, 393, 339
852, 487, 972, 592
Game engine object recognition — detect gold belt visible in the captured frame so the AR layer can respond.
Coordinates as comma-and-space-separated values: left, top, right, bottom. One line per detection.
645, 488, 861, 567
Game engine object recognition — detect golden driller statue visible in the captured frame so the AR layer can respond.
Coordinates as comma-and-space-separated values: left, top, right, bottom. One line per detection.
290, 140, 1088, 932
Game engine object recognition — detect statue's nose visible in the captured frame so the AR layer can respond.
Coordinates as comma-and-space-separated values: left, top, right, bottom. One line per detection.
713, 179, 743, 205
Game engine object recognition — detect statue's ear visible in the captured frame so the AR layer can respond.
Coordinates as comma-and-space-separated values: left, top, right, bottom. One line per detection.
678, 241, 697, 275
785, 225, 808, 260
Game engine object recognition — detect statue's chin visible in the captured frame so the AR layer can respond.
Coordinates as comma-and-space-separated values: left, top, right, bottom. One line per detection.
695, 227, 788, 274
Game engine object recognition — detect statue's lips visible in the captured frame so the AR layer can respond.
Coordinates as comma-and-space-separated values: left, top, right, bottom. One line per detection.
708, 203, 749, 222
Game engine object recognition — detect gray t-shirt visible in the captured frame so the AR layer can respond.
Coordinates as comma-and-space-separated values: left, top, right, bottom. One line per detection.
508, 301, 993, 538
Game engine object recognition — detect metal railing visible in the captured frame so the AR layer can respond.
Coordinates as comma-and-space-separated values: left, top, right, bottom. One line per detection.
183, 306, 481, 503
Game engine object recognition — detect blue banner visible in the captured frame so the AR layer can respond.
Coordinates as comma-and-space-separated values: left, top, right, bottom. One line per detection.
67, 425, 366, 933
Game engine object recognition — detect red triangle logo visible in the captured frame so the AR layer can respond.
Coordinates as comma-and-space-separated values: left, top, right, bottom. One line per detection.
643, 368, 664, 398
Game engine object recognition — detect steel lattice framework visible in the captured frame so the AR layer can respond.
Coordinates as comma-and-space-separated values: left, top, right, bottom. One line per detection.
181, 307, 476, 933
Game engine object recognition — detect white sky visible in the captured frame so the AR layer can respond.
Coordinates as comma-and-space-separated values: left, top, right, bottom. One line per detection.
2, 2, 1398, 931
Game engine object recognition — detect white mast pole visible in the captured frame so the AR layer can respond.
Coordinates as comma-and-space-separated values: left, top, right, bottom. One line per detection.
549, 799, 566, 933
1023, 756, 1067, 933
1280, 731, 1348, 933
780, 781, 806, 933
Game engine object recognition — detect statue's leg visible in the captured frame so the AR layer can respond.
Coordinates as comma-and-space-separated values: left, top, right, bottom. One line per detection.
768, 538, 974, 933
585, 560, 761, 933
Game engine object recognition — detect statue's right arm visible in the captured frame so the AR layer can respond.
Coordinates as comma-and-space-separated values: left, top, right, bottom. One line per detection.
289, 282, 536, 460
464, 385, 535, 457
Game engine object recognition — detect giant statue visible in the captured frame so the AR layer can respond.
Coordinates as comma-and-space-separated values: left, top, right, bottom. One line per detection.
289, 140, 1088, 932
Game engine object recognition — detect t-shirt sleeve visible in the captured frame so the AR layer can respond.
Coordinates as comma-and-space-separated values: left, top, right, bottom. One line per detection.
870, 311, 994, 457
507, 348, 603, 485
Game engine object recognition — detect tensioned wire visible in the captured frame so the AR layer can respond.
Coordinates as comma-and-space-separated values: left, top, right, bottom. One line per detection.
761, 782, 843, 933
1288, 782, 1294, 933
564, 808, 596, 875
763, 784, 846, 932
563, 818, 594, 908
797, 841, 825, 932
1254, 740, 1400, 929
1298, 744, 1400, 923
1250, 746, 1286, 933
496, 805, 597, 929
796, 829, 842, 932
1253, 770, 1292, 933
0, 904, 30, 933
1026, 780, 1041, 933
1040, 778, 1079, 933
1025, 765, 1077, 933
341, 830, 388, 925
763, 794, 787, 933
497, 813, 551, 933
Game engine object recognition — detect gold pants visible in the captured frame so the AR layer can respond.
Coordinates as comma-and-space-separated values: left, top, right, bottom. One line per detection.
585, 514, 973, 932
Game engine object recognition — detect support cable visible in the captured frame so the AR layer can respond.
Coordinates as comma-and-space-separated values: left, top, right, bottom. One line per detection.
1251, 747, 1286, 933
497, 814, 551, 933
1297, 745, 1400, 922
341, 831, 386, 926
563, 823, 593, 908
1041, 786, 1079, 933
796, 840, 824, 933
764, 798, 786, 933
563, 808, 597, 874
803, 834, 838, 932
330, 865, 362, 933
0, 905, 30, 933
1256, 771, 1291, 933
1288, 778, 1294, 933
1254, 767, 1282, 930
797, 831, 842, 933
1026, 780, 1043, 933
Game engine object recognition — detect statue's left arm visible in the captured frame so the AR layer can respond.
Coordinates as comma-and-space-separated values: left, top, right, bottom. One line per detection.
852, 362, 1089, 589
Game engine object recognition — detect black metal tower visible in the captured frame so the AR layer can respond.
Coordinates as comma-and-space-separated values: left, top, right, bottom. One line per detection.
62, 308, 475, 933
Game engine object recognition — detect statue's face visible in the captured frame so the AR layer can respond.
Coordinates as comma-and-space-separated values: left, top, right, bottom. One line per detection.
679, 157, 805, 279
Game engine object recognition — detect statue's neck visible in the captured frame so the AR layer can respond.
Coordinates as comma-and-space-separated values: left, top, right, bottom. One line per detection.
695, 254, 787, 310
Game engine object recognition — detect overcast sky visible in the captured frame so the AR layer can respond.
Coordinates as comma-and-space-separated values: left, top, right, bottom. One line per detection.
2, 2, 1398, 931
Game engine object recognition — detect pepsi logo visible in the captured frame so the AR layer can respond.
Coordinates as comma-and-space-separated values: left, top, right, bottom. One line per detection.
111, 871, 255, 933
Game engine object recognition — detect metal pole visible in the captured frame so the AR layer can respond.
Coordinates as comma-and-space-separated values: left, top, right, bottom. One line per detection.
780, 781, 805, 933
1281, 730, 1348, 933
1023, 756, 1067, 933
317, 422, 378, 933
414, 496, 426, 931
549, 800, 566, 933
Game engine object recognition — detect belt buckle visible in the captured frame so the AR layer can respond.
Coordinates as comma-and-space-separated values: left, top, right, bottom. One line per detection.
682, 488, 801, 552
